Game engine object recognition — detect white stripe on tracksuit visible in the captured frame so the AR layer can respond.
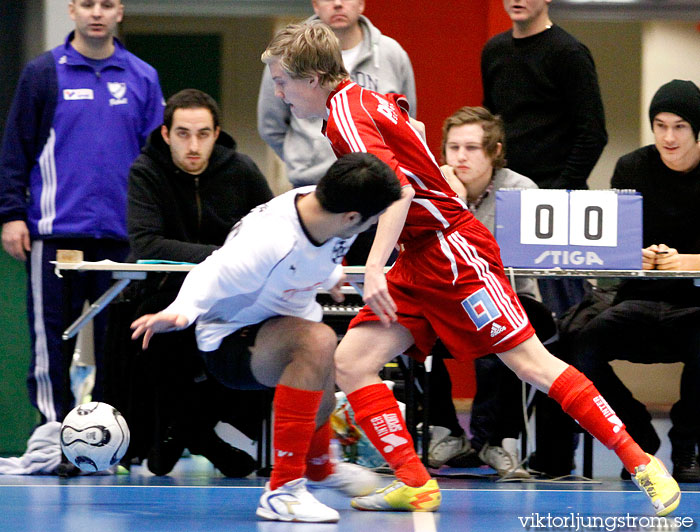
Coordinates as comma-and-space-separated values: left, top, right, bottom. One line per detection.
30, 240, 56, 422
446, 231, 528, 346
38, 128, 57, 235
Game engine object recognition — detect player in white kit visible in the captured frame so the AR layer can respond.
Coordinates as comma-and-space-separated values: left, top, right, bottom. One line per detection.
131, 152, 402, 523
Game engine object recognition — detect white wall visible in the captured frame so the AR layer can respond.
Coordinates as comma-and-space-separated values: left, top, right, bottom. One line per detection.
44, 0, 74, 49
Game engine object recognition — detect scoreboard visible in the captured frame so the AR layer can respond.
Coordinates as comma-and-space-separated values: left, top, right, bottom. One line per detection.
495, 189, 642, 270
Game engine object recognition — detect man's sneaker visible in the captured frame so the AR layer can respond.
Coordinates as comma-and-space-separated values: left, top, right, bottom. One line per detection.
308, 461, 381, 496
350, 478, 441, 512
257, 478, 339, 523
632, 454, 681, 517
428, 426, 473, 468
478, 438, 530, 479
671, 444, 700, 483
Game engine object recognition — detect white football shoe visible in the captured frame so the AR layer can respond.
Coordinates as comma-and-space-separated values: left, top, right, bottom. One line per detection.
308, 461, 381, 496
256, 478, 339, 523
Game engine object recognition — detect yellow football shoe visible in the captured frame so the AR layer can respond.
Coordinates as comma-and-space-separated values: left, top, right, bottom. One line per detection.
633, 454, 681, 517
350, 478, 441, 512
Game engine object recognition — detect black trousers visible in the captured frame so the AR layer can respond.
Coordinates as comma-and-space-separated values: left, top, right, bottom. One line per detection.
574, 300, 700, 452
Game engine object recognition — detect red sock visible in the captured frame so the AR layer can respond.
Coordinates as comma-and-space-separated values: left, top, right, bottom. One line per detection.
305, 421, 333, 481
270, 385, 323, 490
548, 365, 649, 473
347, 382, 430, 487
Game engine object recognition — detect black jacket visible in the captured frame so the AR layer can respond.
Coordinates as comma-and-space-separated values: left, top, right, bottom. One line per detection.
127, 128, 273, 264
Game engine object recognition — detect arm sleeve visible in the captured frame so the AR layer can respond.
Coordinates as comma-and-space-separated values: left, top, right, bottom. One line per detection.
257, 68, 290, 160
0, 61, 48, 224
139, 72, 165, 147
551, 47, 608, 189
127, 165, 218, 263
164, 219, 292, 325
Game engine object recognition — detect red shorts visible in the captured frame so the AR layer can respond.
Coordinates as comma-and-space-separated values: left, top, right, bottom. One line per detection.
348, 219, 536, 362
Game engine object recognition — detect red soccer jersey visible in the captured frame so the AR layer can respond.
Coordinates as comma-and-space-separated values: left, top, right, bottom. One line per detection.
324, 80, 474, 244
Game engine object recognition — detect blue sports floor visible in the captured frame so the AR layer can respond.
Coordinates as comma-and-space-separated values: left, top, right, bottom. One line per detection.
2, 454, 699, 532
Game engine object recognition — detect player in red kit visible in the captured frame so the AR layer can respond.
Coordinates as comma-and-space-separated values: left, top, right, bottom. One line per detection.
261, 22, 681, 517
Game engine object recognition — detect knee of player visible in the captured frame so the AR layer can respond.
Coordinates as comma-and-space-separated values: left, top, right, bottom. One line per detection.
293, 322, 337, 367
334, 352, 352, 388
510, 363, 538, 386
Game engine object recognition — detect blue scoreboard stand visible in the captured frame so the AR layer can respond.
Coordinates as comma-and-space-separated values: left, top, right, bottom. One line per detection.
495, 189, 642, 270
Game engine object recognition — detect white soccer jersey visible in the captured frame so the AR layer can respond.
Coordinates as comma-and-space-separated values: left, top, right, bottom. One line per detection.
164, 186, 354, 351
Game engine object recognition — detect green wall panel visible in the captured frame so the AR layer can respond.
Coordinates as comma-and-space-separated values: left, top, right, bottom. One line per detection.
0, 251, 38, 456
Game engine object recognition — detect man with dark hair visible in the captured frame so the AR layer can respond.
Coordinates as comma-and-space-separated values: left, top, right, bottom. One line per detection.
118, 88, 274, 476
163, 88, 221, 131
261, 21, 681, 517
575, 79, 700, 483
315, 153, 407, 220
131, 152, 402, 523
0, 0, 163, 475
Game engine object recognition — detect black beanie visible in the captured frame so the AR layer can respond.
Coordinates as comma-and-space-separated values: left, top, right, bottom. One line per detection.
648, 79, 700, 138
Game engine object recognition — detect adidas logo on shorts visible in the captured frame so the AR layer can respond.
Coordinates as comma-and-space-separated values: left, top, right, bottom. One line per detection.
490, 322, 506, 337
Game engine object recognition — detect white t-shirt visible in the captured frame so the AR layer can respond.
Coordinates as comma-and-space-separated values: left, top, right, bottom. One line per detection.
341, 42, 363, 73
165, 187, 354, 351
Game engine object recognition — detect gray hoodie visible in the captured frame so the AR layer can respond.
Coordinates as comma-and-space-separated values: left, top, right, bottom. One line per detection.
257, 15, 416, 186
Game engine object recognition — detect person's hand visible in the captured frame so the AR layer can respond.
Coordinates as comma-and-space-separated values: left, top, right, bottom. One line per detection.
653, 244, 682, 270
1, 220, 30, 261
440, 164, 467, 202
641, 245, 658, 270
329, 274, 346, 303
362, 265, 397, 327
131, 312, 189, 350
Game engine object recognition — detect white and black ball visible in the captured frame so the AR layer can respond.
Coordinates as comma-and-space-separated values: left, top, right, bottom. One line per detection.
60, 402, 130, 473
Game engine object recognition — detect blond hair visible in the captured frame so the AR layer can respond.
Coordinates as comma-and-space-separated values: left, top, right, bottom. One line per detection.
441, 106, 507, 170
261, 22, 349, 86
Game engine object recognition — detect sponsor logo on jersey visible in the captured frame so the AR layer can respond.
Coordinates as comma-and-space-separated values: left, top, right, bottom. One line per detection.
534, 250, 604, 266
372, 94, 398, 124
462, 288, 502, 330
490, 322, 506, 337
63, 88, 94, 100
331, 240, 350, 264
108, 82, 128, 106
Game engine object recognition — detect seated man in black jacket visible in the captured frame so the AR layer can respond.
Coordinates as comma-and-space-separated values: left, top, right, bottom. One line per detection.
112, 89, 274, 476
575, 80, 700, 483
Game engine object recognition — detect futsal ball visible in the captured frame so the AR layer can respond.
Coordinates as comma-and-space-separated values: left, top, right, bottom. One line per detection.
60, 402, 130, 472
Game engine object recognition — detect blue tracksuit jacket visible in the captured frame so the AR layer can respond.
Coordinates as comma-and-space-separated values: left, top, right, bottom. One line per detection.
0, 32, 164, 239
